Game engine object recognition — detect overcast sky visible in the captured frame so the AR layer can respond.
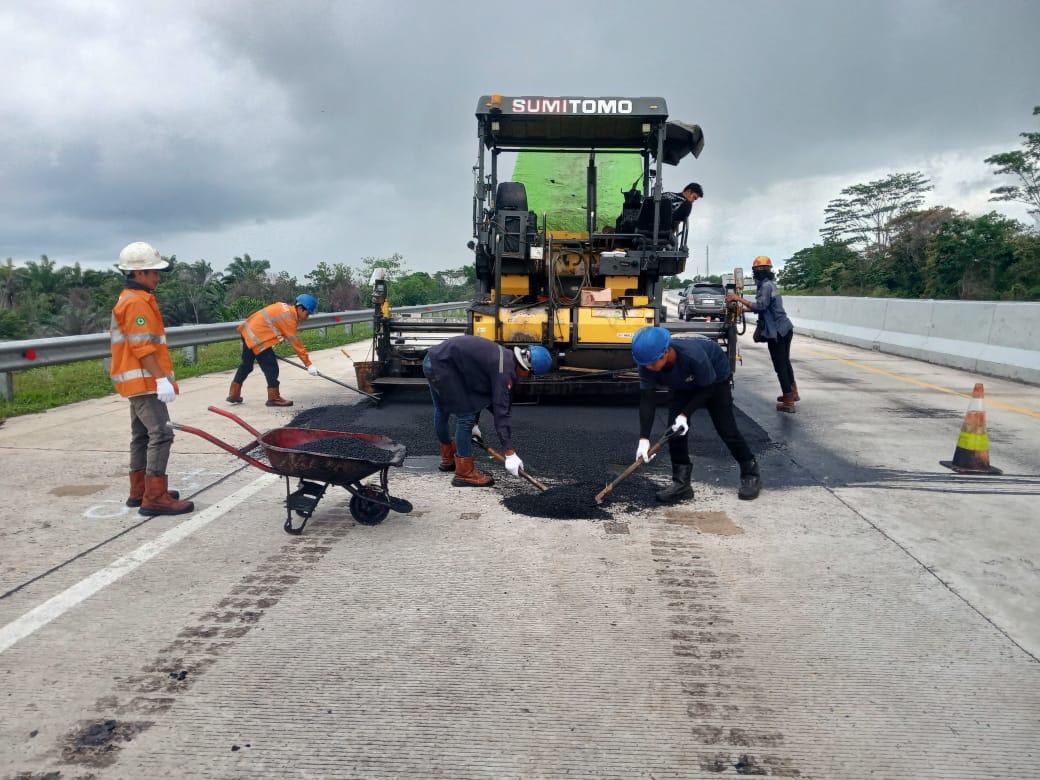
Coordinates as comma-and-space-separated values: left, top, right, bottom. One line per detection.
2, 0, 1038, 279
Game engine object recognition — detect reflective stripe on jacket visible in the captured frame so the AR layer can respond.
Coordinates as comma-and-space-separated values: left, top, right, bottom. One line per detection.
237, 302, 311, 365
110, 288, 174, 398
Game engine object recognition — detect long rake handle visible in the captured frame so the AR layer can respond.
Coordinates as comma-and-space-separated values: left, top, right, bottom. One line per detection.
276, 354, 381, 402
472, 436, 549, 492
594, 430, 675, 505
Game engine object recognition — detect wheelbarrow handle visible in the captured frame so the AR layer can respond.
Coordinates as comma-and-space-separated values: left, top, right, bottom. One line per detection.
171, 421, 275, 473
276, 355, 381, 402
594, 429, 678, 505
471, 436, 549, 492
207, 405, 263, 438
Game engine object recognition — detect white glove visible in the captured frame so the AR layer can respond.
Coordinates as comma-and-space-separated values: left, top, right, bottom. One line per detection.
472, 424, 483, 441
156, 377, 177, 403
671, 414, 689, 436
504, 452, 523, 477
307, 364, 320, 376
635, 438, 654, 463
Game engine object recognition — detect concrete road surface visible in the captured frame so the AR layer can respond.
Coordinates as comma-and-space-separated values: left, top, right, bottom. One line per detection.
0, 334, 1038, 779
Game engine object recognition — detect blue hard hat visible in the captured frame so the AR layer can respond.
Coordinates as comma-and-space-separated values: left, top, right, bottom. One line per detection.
295, 294, 318, 314
632, 326, 671, 366
528, 345, 552, 376
514, 345, 553, 376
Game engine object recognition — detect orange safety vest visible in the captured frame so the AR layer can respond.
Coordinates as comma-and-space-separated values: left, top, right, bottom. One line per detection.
109, 287, 174, 398
237, 302, 311, 366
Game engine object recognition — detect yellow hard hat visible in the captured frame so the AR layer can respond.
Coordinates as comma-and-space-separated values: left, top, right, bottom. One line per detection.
752, 255, 773, 268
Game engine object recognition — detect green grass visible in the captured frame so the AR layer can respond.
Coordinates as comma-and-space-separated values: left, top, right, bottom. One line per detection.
0, 325, 373, 420
512, 152, 643, 232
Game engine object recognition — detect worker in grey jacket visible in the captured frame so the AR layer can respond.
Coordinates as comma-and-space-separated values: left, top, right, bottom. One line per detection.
728, 255, 797, 412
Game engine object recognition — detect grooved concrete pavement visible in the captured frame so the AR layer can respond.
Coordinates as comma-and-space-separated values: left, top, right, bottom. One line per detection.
1, 335, 1038, 778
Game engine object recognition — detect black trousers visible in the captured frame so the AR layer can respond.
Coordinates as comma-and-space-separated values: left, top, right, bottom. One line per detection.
767, 329, 796, 394
232, 339, 280, 388
668, 382, 754, 466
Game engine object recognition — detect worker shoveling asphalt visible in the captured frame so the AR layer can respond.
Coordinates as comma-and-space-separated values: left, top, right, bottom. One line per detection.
286, 401, 738, 520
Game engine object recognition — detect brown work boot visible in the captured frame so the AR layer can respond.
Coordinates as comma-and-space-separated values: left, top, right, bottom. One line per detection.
438, 442, 457, 471
776, 383, 800, 403
226, 381, 244, 404
776, 392, 797, 413
265, 386, 293, 407
127, 469, 179, 507
451, 456, 494, 487
139, 475, 194, 516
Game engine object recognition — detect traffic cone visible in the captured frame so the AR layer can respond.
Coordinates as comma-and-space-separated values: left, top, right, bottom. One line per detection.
940, 383, 1002, 475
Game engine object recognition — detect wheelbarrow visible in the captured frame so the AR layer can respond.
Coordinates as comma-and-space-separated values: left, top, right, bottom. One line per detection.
172, 406, 413, 535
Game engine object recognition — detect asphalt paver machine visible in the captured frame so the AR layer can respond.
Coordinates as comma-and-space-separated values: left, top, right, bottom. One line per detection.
367, 95, 739, 397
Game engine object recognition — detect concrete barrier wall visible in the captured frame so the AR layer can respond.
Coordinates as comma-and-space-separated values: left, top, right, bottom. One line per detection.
766, 296, 1040, 385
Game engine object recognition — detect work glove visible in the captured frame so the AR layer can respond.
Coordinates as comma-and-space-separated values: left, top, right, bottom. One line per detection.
307, 364, 320, 376
472, 424, 483, 442
635, 438, 653, 463
156, 377, 177, 404
504, 452, 523, 477
671, 414, 689, 436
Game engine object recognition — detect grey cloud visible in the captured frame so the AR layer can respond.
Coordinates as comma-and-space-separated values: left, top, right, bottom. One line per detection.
2, 0, 1038, 273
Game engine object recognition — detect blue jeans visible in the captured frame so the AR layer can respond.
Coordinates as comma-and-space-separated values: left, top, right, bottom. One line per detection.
423, 355, 477, 458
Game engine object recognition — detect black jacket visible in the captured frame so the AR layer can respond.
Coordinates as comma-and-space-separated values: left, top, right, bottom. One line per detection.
425, 335, 517, 450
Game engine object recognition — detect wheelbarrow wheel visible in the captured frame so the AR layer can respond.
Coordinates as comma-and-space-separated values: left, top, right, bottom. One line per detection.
349, 486, 390, 526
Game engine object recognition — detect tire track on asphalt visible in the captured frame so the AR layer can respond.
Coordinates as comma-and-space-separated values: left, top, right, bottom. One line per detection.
650, 519, 805, 778
20, 511, 356, 774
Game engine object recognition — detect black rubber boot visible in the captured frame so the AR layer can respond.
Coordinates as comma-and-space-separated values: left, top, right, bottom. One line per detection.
656, 463, 694, 503
738, 459, 761, 501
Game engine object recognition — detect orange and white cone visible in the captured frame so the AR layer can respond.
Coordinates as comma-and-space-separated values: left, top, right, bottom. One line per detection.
940, 383, 1002, 475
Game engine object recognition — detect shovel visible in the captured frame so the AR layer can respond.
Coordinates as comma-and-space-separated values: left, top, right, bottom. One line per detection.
593, 429, 678, 505
276, 355, 382, 403
471, 435, 549, 492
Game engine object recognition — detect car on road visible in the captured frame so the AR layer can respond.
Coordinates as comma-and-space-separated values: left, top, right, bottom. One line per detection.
677, 282, 726, 321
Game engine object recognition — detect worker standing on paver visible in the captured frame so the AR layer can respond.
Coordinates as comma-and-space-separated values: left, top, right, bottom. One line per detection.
632, 327, 761, 503
422, 335, 552, 487
226, 295, 319, 408
110, 242, 194, 517
727, 255, 797, 412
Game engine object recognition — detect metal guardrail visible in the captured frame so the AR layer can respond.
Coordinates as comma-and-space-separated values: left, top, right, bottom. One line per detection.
0, 303, 467, 402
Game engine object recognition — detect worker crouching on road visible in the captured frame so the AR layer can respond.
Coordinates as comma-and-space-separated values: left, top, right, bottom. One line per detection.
632, 327, 761, 502
727, 256, 797, 413
110, 242, 194, 517
422, 335, 552, 487
226, 294, 320, 407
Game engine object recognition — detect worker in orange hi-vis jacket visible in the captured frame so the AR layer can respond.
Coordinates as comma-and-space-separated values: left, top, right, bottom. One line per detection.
226, 294, 319, 407
110, 242, 194, 517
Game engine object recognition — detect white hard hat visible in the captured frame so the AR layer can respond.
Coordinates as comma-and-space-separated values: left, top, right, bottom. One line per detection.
117, 242, 169, 271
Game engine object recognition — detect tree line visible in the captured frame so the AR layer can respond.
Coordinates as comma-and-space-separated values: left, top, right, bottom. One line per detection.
0, 252, 476, 340
779, 106, 1040, 300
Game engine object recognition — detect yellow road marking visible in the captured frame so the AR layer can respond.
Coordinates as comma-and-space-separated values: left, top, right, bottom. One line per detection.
803, 347, 1040, 420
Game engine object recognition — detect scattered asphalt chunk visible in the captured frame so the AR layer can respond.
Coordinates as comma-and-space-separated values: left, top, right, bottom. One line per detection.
289, 436, 397, 463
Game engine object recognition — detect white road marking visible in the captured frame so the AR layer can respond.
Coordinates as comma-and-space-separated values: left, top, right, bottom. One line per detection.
0, 473, 279, 655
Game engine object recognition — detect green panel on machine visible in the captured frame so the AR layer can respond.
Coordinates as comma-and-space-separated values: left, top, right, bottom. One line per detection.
511, 152, 642, 233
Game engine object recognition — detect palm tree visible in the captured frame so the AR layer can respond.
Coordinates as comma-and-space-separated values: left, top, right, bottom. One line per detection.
175, 259, 225, 323
0, 258, 25, 310
223, 254, 271, 286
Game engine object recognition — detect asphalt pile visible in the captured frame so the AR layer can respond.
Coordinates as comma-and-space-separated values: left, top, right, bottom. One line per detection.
289, 435, 398, 464
291, 402, 438, 455
503, 481, 609, 520
290, 399, 771, 520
